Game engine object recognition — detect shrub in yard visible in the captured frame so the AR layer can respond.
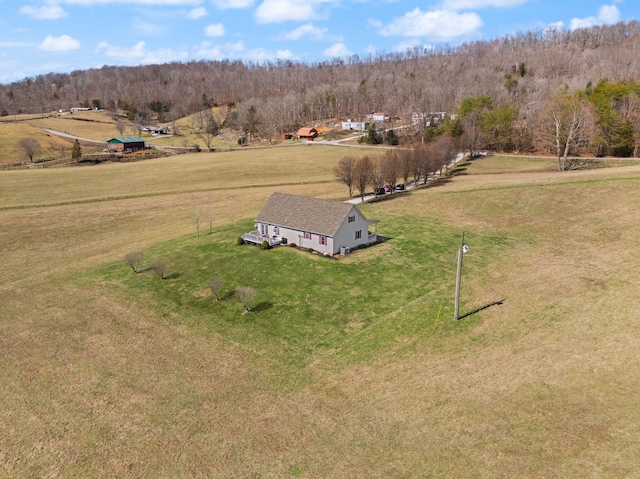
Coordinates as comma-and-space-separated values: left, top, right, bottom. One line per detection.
124, 251, 144, 273
209, 277, 225, 301
236, 236, 245, 245
236, 287, 258, 312
260, 240, 270, 250
152, 260, 167, 280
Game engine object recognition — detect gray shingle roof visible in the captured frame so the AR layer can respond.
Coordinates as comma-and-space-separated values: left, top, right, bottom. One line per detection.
256, 193, 375, 237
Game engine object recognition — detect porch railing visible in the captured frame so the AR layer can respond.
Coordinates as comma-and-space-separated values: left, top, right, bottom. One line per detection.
242, 231, 283, 246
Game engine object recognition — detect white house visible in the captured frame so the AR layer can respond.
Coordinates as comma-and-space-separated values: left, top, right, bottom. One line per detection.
341, 120, 369, 131
242, 192, 378, 255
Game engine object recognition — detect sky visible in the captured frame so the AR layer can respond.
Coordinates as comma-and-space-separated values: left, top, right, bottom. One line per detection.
0, 0, 636, 84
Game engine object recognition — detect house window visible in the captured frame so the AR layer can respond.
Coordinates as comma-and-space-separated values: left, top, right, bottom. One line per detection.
319, 235, 327, 245
355, 230, 362, 240
273, 226, 279, 235
260, 224, 267, 235
304, 232, 312, 239
348, 215, 356, 223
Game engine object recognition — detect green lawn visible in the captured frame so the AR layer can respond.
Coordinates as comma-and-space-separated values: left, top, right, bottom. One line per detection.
87, 210, 495, 383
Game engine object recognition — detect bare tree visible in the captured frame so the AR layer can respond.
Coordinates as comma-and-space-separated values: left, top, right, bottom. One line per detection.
432, 134, 455, 176
152, 261, 167, 280
115, 118, 127, 136
195, 109, 220, 151
369, 156, 385, 195
124, 251, 144, 273
209, 277, 225, 301
381, 150, 400, 191
541, 88, 596, 171
333, 155, 357, 196
353, 155, 371, 202
171, 120, 181, 137
411, 144, 428, 186
17, 138, 41, 162
399, 149, 412, 186
236, 286, 258, 312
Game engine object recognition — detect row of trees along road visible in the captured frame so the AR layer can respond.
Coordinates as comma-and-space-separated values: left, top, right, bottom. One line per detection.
334, 135, 455, 200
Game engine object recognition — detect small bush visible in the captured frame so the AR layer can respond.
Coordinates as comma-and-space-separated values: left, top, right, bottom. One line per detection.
236, 236, 245, 245
209, 277, 225, 301
236, 287, 258, 312
152, 260, 167, 280
260, 240, 270, 250
124, 251, 144, 273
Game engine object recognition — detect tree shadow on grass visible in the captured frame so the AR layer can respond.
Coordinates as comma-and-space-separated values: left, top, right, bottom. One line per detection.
164, 272, 181, 280
221, 290, 237, 300
251, 301, 273, 312
458, 299, 505, 320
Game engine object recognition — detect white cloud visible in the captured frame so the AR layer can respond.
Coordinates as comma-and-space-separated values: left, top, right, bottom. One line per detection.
195, 40, 294, 61
196, 40, 246, 59
364, 45, 380, 55
597, 4, 621, 24
96, 40, 147, 59
62, 0, 200, 5
570, 4, 621, 30
243, 48, 295, 61
20, 5, 68, 20
255, 0, 316, 23
205, 23, 225, 37
95, 40, 187, 63
186, 7, 207, 19
441, 0, 528, 9
142, 48, 189, 64
379, 9, 483, 40
211, 0, 254, 8
284, 24, 333, 41
545, 21, 564, 31
323, 42, 352, 58
40, 34, 80, 51
392, 39, 424, 52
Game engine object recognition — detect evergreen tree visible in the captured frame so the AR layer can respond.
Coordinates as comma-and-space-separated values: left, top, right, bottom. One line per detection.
71, 139, 82, 162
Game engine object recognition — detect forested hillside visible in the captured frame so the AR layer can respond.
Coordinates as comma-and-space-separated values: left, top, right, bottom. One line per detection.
2, 21, 640, 158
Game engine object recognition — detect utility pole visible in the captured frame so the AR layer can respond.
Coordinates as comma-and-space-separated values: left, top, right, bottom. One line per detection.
454, 232, 466, 320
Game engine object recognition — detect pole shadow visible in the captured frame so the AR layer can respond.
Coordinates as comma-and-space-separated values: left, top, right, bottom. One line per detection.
458, 299, 505, 320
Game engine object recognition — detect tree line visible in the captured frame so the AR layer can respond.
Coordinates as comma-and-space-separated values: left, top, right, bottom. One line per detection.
2, 22, 640, 158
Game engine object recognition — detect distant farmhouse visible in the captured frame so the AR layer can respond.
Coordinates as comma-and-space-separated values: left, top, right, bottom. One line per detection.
366, 112, 388, 122
242, 193, 378, 256
106, 137, 146, 152
341, 119, 369, 131
297, 127, 318, 139
141, 126, 168, 135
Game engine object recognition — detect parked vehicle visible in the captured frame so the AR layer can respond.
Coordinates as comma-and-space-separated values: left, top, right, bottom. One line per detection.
395, 184, 405, 191
374, 187, 386, 195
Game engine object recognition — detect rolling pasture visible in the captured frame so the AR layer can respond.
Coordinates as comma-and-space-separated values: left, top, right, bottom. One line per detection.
1, 147, 640, 477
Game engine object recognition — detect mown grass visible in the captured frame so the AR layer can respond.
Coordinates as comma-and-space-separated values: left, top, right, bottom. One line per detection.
2, 154, 640, 477
86, 206, 496, 384
0, 145, 367, 209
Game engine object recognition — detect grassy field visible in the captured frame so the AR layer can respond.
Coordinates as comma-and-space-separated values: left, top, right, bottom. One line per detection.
0, 108, 322, 166
2, 150, 640, 477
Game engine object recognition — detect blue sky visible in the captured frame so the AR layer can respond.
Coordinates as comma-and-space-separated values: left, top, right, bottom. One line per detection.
0, 0, 636, 84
